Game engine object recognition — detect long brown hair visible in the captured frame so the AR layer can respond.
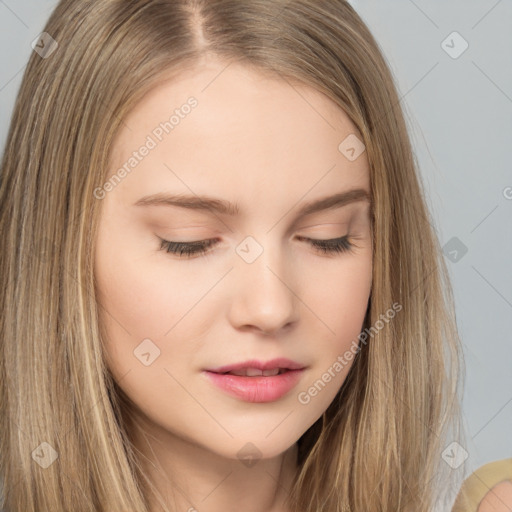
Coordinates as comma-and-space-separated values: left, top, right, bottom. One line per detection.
0, 1, 465, 510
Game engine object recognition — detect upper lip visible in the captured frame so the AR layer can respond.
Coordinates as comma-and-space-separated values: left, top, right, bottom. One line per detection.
206, 358, 305, 374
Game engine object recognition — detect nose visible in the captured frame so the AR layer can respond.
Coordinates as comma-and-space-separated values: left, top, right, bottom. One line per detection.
227, 241, 299, 336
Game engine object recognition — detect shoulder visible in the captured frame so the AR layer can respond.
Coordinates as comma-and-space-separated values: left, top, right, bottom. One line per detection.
478, 479, 512, 511
452, 458, 512, 512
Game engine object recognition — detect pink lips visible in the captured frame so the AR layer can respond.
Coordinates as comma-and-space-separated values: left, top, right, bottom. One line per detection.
206, 358, 305, 374
203, 358, 306, 403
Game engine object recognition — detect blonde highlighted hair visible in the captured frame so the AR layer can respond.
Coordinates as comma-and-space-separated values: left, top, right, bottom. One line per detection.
0, 1, 465, 510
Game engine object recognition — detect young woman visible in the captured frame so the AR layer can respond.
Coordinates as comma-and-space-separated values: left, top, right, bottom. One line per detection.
0, 1, 465, 511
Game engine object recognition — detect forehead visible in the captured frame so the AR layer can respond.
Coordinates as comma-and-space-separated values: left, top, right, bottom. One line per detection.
107, 58, 370, 211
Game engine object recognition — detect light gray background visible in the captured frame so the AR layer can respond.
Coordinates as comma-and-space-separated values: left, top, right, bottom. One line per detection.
0, 0, 510, 484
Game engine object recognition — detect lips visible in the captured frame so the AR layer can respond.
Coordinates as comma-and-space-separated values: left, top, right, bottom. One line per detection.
203, 358, 307, 402
227, 367, 283, 377
206, 358, 305, 375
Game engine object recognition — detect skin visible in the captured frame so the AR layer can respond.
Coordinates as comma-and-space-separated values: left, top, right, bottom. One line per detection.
94, 55, 373, 512
478, 481, 512, 512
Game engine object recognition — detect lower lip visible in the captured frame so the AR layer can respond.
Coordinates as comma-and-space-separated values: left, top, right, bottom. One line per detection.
203, 369, 305, 403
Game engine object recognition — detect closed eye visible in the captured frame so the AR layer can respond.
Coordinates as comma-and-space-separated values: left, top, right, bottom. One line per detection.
157, 235, 356, 258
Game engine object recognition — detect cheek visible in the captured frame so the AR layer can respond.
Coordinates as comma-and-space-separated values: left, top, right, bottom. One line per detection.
93, 209, 205, 384
315, 253, 372, 339
298, 255, 372, 396
94, 202, 213, 342
94, 251, 210, 383
96, 253, 192, 338
94, 239, 211, 432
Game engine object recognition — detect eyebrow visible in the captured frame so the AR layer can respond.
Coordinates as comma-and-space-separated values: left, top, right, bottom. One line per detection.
134, 188, 371, 217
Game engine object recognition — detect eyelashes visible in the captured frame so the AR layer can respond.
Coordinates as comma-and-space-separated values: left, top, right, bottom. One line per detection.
159, 238, 217, 258
158, 235, 356, 259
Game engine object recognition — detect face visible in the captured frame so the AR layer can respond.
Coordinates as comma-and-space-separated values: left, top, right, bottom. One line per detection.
94, 57, 373, 462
